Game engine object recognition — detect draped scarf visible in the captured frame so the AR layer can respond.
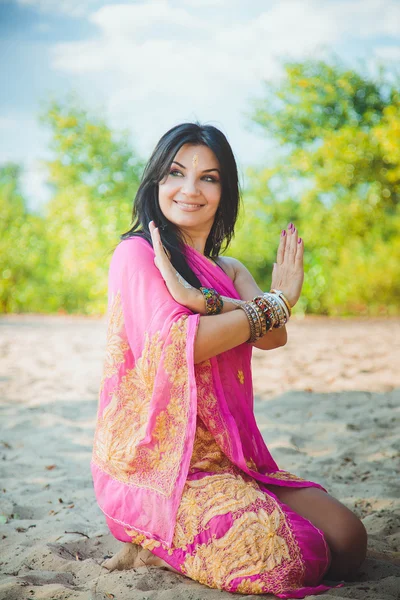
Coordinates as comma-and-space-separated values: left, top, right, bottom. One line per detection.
91, 236, 324, 546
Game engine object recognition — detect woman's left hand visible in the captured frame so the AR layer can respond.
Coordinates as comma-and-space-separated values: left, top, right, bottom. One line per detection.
149, 221, 205, 313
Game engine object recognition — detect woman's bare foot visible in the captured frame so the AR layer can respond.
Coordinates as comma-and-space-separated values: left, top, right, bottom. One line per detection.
102, 542, 179, 574
102, 543, 140, 571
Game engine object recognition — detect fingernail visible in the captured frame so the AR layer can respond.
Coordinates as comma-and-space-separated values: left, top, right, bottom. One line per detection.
281, 230, 286, 237
288, 222, 293, 229
298, 238, 302, 244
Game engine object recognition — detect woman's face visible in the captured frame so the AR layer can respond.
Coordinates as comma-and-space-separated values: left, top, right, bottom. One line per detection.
158, 143, 222, 239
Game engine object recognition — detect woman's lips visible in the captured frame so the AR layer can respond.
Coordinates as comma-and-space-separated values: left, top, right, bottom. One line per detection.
173, 201, 204, 211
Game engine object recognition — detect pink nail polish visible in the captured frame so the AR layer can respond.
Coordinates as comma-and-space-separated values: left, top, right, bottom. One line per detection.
288, 223, 293, 229
298, 238, 302, 244
281, 230, 286, 237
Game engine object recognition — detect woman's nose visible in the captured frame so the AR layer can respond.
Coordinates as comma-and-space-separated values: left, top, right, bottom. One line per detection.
181, 178, 200, 196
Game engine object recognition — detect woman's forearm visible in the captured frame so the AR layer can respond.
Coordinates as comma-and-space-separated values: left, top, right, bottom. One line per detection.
252, 325, 287, 350
192, 292, 287, 362
193, 309, 251, 364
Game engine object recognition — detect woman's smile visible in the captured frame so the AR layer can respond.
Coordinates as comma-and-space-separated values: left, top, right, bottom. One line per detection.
173, 200, 204, 211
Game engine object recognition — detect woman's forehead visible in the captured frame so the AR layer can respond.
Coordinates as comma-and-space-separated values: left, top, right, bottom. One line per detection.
173, 144, 219, 168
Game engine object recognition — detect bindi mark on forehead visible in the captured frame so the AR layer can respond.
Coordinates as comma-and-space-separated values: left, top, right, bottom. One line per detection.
192, 154, 199, 168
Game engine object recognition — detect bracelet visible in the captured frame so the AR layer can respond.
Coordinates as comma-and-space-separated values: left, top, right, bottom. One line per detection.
237, 302, 258, 343
270, 289, 292, 317
251, 299, 268, 337
273, 293, 290, 321
248, 301, 263, 340
199, 287, 224, 315
262, 293, 287, 328
238, 299, 273, 343
253, 296, 274, 332
267, 293, 286, 327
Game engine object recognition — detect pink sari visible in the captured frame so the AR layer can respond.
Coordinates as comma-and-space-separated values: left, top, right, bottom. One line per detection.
92, 236, 333, 597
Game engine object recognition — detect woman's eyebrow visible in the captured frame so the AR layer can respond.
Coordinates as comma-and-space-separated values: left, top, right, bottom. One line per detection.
172, 160, 220, 174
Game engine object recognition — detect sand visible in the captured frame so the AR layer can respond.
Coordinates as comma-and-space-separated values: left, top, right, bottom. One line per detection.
0, 314, 399, 600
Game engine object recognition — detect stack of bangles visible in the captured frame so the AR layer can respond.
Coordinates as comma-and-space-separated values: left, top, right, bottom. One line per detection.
199, 287, 292, 343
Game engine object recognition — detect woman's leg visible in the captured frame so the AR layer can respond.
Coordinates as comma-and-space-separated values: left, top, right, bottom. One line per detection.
267, 485, 367, 581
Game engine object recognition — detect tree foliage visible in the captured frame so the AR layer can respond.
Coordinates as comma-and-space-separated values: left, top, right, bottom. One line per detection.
0, 164, 50, 312
41, 102, 144, 313
231, 59, 400, 315
1, 61, 400, 315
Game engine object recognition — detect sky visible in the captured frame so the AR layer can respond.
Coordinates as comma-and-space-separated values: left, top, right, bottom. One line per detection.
1, 0, 400, 209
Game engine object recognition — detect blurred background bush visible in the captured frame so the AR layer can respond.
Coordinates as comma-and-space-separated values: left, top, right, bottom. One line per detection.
1, 59, 399, 316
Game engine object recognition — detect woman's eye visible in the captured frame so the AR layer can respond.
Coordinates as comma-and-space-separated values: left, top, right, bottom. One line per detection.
169, 170, 219, 183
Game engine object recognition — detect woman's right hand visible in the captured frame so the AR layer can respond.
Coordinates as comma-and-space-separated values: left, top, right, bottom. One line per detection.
270, 223, 304, 308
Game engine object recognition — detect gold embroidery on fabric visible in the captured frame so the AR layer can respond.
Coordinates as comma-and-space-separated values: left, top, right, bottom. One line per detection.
237, 369, 244, 384
236, 578, 265, 594
124, 530, 161, 552
94, 328, 163, 478
245, 457, 258, 472
181, 507, 291, 590
100, 291, 130, 392
93, 313, 192, 496
120, 418, 307, 594
189, 418, 231, 474
266, 470, 305, 482
173, 469, 263, 549
195, 360, 233, 459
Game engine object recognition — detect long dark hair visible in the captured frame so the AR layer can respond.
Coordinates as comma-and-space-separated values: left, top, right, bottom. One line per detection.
121, 122, 241, 288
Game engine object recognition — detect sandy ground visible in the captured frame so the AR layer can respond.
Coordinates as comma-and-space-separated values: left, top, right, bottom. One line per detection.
0, 314, 399, 600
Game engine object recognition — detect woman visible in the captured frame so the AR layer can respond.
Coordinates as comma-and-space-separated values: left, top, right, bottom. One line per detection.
92, 122, 367, 598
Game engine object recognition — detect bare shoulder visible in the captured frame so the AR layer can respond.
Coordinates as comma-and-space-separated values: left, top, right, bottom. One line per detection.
218, 256, 263, 299
215, 256, 241, 282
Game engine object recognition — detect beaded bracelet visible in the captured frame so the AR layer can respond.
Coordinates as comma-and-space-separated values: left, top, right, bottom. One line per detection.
262, 293, 287, 327
237, 292, 291, 344
199, 287, 224, 315
251, 300, 268, 337
253, 296, 274, 332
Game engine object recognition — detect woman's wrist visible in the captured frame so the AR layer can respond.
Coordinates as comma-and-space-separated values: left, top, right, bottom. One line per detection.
188, 289, 208, 314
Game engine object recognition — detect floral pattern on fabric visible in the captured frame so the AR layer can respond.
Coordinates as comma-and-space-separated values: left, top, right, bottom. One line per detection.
93, 313, 192, 496
189, 418, 232, 475
100, 291, 130, 392
174, 470, 263, 549
181, 501, 301, 594
195, 360, 234, 460
123, 417, 310, 597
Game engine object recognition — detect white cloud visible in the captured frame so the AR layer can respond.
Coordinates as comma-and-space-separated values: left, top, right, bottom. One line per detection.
44, 0, 400, 167
47, 0, 400, 165
374, 45, 400, 60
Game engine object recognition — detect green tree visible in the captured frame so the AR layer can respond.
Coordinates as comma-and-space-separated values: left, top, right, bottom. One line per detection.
232, 60, 400, 315
0, 164, 50, 312
41, 101, 144, 314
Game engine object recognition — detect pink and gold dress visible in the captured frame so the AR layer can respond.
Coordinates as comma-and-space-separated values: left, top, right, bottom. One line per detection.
91, 236, 332, 598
